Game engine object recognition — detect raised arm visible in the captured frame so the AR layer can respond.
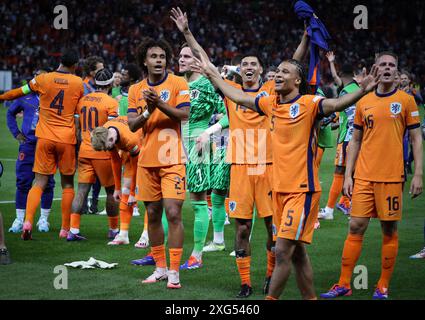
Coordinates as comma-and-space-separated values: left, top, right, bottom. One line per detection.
326, 51, 343, 88
192, 55, 257, 111
171, 7, 210, 61
293, 31, 310, 62
321, 66, 380, 116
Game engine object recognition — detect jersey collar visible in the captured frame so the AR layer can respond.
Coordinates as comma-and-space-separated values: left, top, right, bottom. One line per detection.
147, 72, 168, 87
375, 88, 398, 98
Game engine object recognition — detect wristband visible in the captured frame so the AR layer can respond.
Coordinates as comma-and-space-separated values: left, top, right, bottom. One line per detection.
142, 110, 150, 119
205, 123, 223, 135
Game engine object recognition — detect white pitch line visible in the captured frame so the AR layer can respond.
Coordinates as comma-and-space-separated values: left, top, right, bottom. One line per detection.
0, 158, 17, 162
0, 195, 107, 204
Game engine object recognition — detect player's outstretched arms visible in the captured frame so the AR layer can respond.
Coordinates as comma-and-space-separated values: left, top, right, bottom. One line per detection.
409, 127, 423, 198
321, 65, 380, 116
171, 7, 210, 62
192, 55, 256, 111
0, 85, 31, 102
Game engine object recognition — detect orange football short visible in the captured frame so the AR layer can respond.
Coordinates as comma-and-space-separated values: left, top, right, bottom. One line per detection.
334, 141, 349, 167
136, 165, 186, 202
273, 191, 321, 244
78, 157, 114, 187
33, 138, 76, 175
228, 164, 273, 219
351, 179, 403, 221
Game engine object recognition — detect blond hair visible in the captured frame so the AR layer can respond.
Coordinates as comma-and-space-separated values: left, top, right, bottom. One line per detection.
91, 127, 109, 151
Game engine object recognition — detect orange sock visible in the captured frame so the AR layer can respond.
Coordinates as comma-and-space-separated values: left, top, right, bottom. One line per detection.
266, 250, 276, 277
338, 195, 351, 207
143, 209, 148, 231
377, 233, 399, 290
338, 233, 364, 288
119, 194, 132, 231
265, 295, 278, 300
61, 188, 74, 231
169, 248, 183, 272
25, 185, 43, 225
207, 194, 212, 208
151, 245, 167, 269
108, 216, 119, 230
70, 213, 81, 230
236, 256, 251, 286
327, 173, 344, 209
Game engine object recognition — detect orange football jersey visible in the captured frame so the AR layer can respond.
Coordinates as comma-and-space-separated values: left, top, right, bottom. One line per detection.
256, 94, 325, 193
103, 116, 140, 154
76, 92, 118, 159
29, 71, 84, 145
127, 73, 190, 167
225, 81, 274, 164
353, 89, 420, 182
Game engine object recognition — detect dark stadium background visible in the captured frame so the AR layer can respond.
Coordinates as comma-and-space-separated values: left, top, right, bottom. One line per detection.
1, 0, 425, 97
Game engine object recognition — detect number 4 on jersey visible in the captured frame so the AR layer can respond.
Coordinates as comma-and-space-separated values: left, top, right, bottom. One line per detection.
50, 90, 65, 115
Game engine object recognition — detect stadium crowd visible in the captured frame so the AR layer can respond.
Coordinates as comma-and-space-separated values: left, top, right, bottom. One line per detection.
1, 0, 425, 96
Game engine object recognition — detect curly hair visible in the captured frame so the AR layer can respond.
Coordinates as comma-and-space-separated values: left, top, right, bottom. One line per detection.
91, 127, 109, 151
136, 37, 173, 73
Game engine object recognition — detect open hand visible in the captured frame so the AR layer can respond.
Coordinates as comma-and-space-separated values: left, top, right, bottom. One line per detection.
326, 51, 336, 63
170, 7, 189, 33
359, 65, 381, 93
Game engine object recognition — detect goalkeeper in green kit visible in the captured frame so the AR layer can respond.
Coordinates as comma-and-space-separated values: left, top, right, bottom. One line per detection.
176, 39, 230, 269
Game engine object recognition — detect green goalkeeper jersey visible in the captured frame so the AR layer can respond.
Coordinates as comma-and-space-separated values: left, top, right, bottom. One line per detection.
187, 75, 228, 140
338, 81, 359, 143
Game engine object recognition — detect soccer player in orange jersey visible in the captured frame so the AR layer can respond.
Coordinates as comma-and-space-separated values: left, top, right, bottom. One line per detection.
192, 46, 380, 300
172, 7, 275, 297
321, 52, 423, 300
67, 68, 119, 241
171, 7, 311, 298
91, 116, 140, 245
127, 37, 190, 289
0, 49, 84, 240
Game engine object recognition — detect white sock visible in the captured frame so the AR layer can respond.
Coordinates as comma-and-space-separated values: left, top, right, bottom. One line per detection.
16, 209, 25, 221
119, 230, 129, 238
157, 267, 167, 275
70, 228, 80, 234
40, 208, 51, 219
213, 232, 224, 244
191, 250, 202, 261
111, 228, 119, 233
325, 207, 334, 215
142, 230, 148, 238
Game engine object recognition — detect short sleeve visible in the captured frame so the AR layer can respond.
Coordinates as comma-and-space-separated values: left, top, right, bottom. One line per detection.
353, 103, 364, 131
28, 74, 45, 94
175, 78, 191, 109
405, 95, 421, 130
255, 95, 275, 117
127, 84, 138, 114
309, 95, 325, 118
108, 99, 119, 118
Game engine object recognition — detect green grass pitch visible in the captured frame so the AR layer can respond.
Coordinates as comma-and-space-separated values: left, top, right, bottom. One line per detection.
0, 105, 424, 300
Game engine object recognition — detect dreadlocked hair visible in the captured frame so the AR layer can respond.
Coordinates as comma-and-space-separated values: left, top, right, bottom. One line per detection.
285, 59, 308, 95
94, 68, 114, 89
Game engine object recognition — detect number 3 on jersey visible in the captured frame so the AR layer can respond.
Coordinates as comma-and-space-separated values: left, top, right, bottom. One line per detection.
50, 90, 65, 115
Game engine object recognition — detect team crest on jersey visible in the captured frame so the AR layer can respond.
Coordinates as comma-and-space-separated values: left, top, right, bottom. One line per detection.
159, 90, 171, 102
390, 102, 402, 115
190, 89, 200, 100
229, 201, 237, 212
256, 91, 269, 98
289, 103, 300, 119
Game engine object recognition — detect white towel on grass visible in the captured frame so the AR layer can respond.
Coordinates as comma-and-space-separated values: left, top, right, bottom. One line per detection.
64, 257, 118, 269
